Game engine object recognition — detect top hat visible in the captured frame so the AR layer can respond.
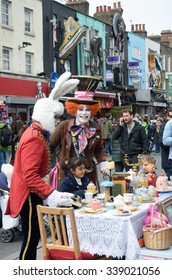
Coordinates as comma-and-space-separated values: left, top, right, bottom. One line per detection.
66, 75, 101, 104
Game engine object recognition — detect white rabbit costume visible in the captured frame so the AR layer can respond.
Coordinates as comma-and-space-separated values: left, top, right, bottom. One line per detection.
5, 72, 79, 260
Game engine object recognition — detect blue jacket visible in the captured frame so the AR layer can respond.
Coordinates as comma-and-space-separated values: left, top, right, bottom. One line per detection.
163, 119, 172, 159
60, 172, 90, 198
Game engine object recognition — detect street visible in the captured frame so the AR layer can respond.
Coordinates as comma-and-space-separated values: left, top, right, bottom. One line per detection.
0, 152, 163, 260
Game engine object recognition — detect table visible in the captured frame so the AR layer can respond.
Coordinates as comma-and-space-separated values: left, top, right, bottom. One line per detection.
138, 246, 172, 260
66, 204, 149, 260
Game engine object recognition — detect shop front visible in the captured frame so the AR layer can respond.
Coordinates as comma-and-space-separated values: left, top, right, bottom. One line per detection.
0, 75, 50, 121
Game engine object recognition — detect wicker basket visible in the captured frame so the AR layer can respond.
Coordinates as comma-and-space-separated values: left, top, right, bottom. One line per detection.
143, 204, 172, 250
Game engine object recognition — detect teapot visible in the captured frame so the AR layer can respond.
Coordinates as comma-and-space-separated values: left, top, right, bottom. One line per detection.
156, 173, 168, 190
92, 199, 101, 211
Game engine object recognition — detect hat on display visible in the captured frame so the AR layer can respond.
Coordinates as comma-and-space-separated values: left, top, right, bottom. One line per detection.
66, 75, 101, 104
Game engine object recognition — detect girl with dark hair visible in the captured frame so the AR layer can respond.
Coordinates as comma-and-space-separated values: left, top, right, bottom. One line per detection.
60, 157, 90, 199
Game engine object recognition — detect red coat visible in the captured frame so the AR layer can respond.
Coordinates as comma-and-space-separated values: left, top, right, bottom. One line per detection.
5, 123, 54, 217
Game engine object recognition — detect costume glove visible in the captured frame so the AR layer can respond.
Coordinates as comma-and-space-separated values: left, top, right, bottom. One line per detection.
43, 190, 73, 207
60, 192, 75, 199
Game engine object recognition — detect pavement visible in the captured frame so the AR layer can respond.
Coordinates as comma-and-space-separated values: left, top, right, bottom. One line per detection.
3, 240, 44, 260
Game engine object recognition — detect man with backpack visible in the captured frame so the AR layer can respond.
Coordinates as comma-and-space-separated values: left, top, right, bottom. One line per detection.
0, 114, 13, 171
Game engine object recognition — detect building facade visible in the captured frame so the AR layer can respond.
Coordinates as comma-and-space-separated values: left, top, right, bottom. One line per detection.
0, 0, 50, 120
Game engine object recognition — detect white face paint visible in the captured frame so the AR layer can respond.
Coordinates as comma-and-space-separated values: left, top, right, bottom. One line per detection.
76, 105, 91, 125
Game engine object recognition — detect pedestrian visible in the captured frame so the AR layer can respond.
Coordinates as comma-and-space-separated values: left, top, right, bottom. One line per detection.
0, 114, 12, 171
60, 157, 90, 199
50, 76, 107, 192
101, 113, 113, 156
153, 117, 163, 153
159, 110, 172, 180
112, 109, 149, 171
111, 120, 124, 172
5, 72, 78, 260
162, 111, 172, 180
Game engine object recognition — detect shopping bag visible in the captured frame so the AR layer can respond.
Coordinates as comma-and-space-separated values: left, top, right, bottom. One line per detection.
0, 195, 19, 229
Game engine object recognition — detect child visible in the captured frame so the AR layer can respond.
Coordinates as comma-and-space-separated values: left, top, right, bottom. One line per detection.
139, 155, 156, 175
60, 157, 90, 199
138, 155, 157, 186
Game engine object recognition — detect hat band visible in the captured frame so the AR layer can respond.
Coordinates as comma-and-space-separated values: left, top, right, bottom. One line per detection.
74, 91, 94, 100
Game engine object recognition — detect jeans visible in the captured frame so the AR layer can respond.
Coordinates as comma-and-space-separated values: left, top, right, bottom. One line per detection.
0, 150, 6, 171
105, 139, 112, 155
155, 143, 160, 153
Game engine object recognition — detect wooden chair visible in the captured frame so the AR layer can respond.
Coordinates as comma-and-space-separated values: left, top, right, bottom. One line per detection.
36, 205, 103, 260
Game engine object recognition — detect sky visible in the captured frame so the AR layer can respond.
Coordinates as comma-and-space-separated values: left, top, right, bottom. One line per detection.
57, 0, 172, 35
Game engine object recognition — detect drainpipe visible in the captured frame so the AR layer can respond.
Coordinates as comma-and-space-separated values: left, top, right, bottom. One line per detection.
81, 42, 85, 75
103, 49, 107, 87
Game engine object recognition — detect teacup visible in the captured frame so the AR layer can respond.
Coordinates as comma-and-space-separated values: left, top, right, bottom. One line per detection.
85, 192, 93, 202
123, 193, 134, 206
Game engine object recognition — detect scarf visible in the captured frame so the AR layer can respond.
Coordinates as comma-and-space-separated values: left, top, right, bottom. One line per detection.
71, 124, 96, 155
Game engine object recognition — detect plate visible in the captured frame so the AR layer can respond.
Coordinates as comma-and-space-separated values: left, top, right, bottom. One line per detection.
155, 187, 172, 193
79, 208, 107, 214
112, 210, 132, 216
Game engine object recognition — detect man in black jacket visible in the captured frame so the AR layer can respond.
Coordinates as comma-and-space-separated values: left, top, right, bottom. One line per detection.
112, 109, 149, 171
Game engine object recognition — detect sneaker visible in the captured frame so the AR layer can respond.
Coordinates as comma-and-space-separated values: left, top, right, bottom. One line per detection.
59, 17, 86, 59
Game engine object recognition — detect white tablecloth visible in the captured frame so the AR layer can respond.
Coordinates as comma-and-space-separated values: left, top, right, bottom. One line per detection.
66, 204, 149, 260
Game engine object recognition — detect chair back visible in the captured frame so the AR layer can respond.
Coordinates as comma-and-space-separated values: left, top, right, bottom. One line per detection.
36, 205, 82, 260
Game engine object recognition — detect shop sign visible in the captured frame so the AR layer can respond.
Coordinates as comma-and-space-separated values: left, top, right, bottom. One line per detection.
106, 70, 113, 81
128, 61, 140, 69
107, 55, 120, 65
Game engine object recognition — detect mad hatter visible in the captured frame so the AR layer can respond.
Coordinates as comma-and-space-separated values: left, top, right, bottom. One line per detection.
50, 75, 107, 191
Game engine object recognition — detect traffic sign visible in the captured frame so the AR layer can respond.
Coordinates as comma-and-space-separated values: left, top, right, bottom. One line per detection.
50, 72, 58, 88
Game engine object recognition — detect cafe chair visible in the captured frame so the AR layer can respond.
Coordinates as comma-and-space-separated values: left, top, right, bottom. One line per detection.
36, 205, 104, 260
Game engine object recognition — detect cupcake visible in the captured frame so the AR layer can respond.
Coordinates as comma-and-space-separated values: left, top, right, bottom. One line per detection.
87, 181, 96, 193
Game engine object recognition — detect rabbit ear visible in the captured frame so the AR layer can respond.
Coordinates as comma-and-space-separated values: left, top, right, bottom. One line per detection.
49, 72, 71, 100
54, 78, 80, 98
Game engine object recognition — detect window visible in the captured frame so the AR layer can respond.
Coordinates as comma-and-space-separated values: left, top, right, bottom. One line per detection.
1, 0, 11, 26
25, 52, 32, 74
2, 47, 11, 71
162, 54, 166, 70
132, 46, 142, 60
24, 8, 32, 33
109, 37, 115, 56
83, 27, 89, 50
167, 56, 171, 72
